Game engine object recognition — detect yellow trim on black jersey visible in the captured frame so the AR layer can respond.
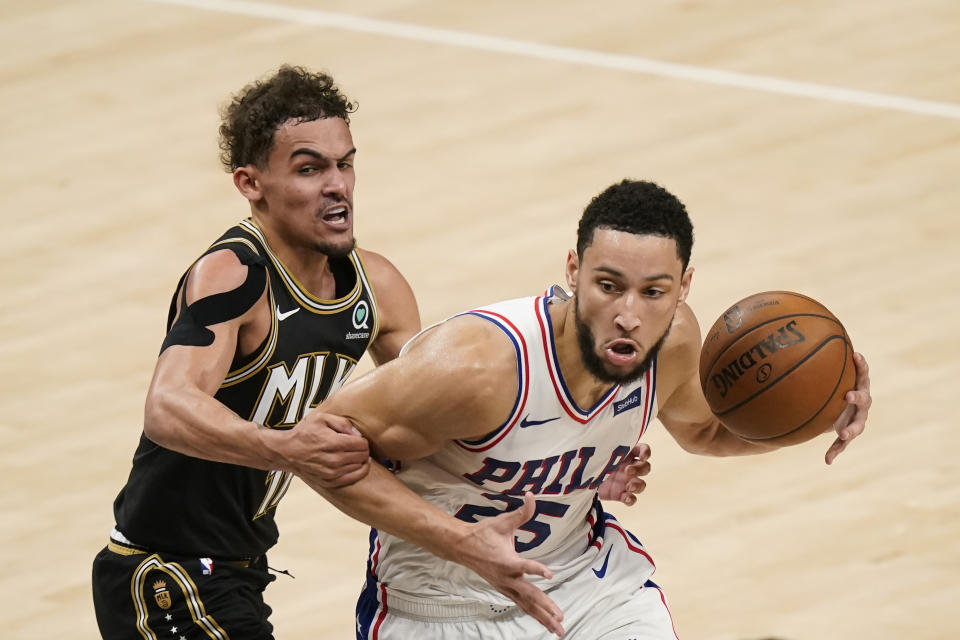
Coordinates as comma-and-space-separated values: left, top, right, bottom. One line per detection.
238, 219, 363, 313
208, 236, 261, 258
220, 279, 279, 388
108, 540, 146, 556
351, 249, 381, 346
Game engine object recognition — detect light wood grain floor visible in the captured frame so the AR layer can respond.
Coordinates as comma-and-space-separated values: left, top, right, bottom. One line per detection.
2, 1, 958, 638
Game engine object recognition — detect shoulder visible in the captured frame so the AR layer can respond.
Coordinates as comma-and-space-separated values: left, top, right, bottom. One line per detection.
355, 248, 417, 312
404, 313, 519, 384
355, 247, 405, 288
187, 248, 264, 296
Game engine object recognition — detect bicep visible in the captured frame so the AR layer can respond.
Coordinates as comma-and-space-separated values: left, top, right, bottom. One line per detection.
654, 303, 719, 451
656, 371, 717, 450
322, 319, 519, 460
150, 251, 267, 398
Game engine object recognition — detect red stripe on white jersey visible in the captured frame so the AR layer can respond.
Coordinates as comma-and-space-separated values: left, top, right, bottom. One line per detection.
454, 309, 530, 452
534, 297, 619, 424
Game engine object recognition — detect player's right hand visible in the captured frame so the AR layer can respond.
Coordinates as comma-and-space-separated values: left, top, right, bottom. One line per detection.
825, 352, 872, 465
283, 412, 371, 488
454, 492, 566, 637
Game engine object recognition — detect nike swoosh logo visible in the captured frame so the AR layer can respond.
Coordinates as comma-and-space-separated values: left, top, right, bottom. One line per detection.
592, 548, 612, 579
519, 415, 560, 429
277, 306, 300, 321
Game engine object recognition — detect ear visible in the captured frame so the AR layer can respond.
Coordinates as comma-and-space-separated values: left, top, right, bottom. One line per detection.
565, 249, 580, 293
677, 266, 694, 305
233, 166, 262, 202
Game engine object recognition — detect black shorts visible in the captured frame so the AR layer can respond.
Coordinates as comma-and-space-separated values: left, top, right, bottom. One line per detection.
92, 539, 276, 640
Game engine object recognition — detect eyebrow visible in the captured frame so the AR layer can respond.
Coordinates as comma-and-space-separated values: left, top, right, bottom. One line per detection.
289, 147, 357, 162
593, 266, 675, 281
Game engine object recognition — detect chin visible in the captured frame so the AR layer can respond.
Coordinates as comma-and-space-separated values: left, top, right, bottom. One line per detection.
315, 237, 356, 258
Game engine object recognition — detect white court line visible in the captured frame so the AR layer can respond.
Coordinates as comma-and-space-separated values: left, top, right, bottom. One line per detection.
147, 0, 960, 121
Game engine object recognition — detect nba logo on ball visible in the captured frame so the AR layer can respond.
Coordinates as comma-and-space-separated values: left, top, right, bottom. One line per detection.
698, 291, 856, 447
722, 306, 743, 333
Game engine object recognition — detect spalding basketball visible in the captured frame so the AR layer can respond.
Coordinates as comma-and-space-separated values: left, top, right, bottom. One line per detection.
699, 291, 856, 446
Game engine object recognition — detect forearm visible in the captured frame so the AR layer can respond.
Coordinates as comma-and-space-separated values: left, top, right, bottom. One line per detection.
308, 462, 468, 563
144, 384, 285, 471
673, 417, 777, 456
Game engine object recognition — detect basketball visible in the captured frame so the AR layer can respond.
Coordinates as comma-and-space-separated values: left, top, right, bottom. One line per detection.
698, 291, 856, 446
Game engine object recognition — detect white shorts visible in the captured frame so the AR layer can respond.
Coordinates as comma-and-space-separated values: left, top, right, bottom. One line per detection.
356, 514, 679, 640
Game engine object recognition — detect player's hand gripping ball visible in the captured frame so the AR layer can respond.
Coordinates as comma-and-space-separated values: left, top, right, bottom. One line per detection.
699, 291, 856, 446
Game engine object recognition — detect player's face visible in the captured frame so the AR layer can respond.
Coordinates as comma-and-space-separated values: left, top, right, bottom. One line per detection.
567, 229, 691, 384
255, 117, 357, 257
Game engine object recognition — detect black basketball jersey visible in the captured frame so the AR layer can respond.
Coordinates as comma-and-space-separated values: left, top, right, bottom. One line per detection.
112, 219, 379, 558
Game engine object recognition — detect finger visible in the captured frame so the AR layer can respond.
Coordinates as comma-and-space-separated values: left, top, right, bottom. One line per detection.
632, 460, 651, 477
844, 388, 872, 409
323, 415, 364, 435
515, 584, 564, 636
318, 460, 369, 485
832, 402, 856, 434
340, 461, 372, 485
498, 492, 537, 529
319, 449, 370, 469
631, 442, 651, 462
321, 434, 370, 454
519, 557, 554, 581
824, 436, 850, 465
853, 351, 870, 378
524, 602, 565, 637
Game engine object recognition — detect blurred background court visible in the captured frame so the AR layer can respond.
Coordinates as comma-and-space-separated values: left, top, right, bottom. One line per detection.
2, 1, 958, 637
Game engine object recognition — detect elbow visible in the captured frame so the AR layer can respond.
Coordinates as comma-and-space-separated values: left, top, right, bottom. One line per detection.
675, 435, 716, 456
674, 419, 736, 457
143, 389, 177, 447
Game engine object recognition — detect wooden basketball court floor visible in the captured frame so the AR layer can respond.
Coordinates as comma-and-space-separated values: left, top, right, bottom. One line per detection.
2, 1, 958, 637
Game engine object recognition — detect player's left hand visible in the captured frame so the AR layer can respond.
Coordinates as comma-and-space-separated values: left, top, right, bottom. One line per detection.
825, 352, 872, 465
597, 443, 651, 505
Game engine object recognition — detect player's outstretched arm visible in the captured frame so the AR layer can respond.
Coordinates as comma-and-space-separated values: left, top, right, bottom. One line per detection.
305, 463, 566, 636
824, 351, 872, 465
304, 316, 567, 635
656, 304, 777, 456
457, 492, 566, 636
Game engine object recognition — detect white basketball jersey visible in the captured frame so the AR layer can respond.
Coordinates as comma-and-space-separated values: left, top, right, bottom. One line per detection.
371, 288, 658, 605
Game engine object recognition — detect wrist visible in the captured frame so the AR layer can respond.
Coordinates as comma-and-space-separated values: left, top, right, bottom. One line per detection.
256, 424, 293, 472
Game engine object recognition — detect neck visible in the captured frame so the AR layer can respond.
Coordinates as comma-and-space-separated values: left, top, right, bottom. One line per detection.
249, 213, 337, 299
548, 299, 616, 409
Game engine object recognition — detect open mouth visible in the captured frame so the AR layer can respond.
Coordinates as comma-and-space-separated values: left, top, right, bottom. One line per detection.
605, 340, 639, 365
322, 205, 349, 227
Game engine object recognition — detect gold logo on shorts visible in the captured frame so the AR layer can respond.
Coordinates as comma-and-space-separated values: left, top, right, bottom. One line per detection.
153, 579, 172, 610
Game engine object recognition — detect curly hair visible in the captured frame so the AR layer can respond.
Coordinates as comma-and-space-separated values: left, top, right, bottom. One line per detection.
218, 65, 358, 171
576, 179, 694, 270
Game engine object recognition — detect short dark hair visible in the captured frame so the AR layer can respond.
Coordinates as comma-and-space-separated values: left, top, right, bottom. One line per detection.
576, 179, 694, 270
218, 65, 357, 171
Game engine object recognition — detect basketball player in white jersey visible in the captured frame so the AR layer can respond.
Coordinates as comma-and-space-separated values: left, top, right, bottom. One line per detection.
301, 179, 872, 638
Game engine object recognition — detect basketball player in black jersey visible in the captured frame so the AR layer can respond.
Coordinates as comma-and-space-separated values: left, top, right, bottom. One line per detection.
89, 65, 429, 639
